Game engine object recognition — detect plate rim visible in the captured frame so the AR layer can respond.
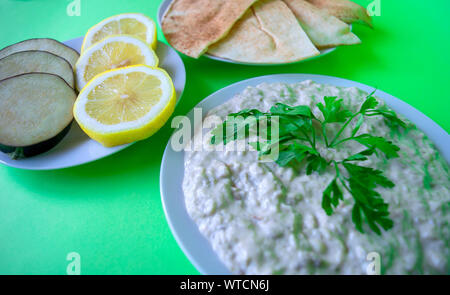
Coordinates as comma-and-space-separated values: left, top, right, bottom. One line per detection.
157, 0, 338, 66
160, 73, 450, 275
0, 36, 186, 171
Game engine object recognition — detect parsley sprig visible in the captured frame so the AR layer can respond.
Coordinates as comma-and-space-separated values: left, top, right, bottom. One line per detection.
211, 93, 406, 235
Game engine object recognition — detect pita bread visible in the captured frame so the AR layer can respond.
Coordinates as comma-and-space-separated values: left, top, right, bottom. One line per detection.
207, 0, 320, 64
306, 0, 372, 27
283, 0, 360, 49
161, 0, 258, 58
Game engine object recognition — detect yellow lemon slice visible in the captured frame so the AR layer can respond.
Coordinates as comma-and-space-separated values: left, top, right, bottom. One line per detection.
74, 65, 176, 147
81, 13, 157, 52
75, 35, 158, 91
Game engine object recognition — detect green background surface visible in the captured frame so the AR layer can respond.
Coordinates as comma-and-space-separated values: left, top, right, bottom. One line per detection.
0, 0, 448, 274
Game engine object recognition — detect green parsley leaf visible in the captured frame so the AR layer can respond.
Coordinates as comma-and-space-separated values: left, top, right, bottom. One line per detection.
270, 103, 313, 117
368, 107, 407, 131
318, 96, 353, 123
343, 162, 394, 235
344, 149, 375, 162
209, 92, 405, 235
353, 134, 400, 159
359, 95, 379, 114
322, 178, 344, 215
274, 142, 317, 167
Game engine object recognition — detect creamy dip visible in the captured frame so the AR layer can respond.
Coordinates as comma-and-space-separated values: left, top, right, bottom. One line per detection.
182, 81, 450, 274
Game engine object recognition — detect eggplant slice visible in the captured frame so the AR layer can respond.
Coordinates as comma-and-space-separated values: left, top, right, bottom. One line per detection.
0, 38, 79, 69
0, 50, 75, 88
0, 73, 76, 159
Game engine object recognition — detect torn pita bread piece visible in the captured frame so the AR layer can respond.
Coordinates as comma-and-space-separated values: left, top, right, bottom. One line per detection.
207, 0, 320, 64
283, 0, 360, 49
161, 0, 258, 58
306, 0, 372, 27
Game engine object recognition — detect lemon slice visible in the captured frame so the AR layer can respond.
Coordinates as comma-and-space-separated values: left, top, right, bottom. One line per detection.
74, 65, 176, 147
75, 35, 158, 91
81, 13, 157, 52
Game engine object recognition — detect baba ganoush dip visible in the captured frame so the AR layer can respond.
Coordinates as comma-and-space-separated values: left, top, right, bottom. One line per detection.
182, 80, 450, 275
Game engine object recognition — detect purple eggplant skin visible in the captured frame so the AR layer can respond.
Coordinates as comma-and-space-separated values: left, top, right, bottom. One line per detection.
0, 121, 73, 160
0, 50, 75, 89
0, 38, 80, 68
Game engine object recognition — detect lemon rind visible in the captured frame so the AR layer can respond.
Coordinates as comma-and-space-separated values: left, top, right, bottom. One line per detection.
73, 65, 176, 147
75, 35, 159, 91
81, 13, 157, 53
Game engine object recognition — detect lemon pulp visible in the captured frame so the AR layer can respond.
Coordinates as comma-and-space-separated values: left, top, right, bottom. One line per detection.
85, 72, 163, 125
75, 35, 158, 91
74, 65, 176, 147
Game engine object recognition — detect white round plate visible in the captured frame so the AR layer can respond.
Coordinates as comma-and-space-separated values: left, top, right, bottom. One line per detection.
157, 0, 336, 66
0, 37, 186, 170
160, 74, 450, 275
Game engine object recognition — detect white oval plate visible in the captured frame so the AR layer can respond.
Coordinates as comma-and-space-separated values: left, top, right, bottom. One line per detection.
160, 74, 450, 275
157, 0, 337, 66
0, 37, 186, 170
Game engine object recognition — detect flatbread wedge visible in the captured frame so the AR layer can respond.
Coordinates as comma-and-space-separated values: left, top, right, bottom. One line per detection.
306, 0, 372, 27
161, 0, 258, 58
283, 0, 360, 49
208, 0, 320, 64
